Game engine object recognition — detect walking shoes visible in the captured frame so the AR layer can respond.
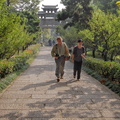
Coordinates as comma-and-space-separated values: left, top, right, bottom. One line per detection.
57, 77, 60, 82
57, 76, 63, 82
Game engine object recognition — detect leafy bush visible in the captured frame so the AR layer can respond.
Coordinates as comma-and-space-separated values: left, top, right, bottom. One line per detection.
10, 56, 28, 71
0, 44, 40, 79
83, 57, 120, 83
0, 60, 14, 78
83, 65, 120, 96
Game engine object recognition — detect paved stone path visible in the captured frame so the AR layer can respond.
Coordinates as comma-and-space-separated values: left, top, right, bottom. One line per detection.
0, 47, 120, 120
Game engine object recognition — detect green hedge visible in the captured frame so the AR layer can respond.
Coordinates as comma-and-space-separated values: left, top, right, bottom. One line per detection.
0, 44, 40, 79
82, 66, 120, 95
83, 57, 120, 95
0, 60, 14, 78
83, 57, 120, 83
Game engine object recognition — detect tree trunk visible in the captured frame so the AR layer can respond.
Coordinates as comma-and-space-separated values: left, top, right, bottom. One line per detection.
103, 51, 108, 61
92, 48, 96, 58
85, 48, 87, 55
6, 0, 10, 6
103, 40, 108, 61
22, 47, 25, 51
110, 51, 114, 61
102, 49, 105, 58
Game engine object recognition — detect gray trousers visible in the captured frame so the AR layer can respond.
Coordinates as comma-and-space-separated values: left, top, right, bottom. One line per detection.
55, 56, 65, 78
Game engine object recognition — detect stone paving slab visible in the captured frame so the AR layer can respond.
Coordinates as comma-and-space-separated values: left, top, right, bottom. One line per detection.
0, 47, 120, 120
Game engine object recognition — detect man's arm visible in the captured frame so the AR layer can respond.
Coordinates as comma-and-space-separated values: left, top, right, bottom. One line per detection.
51, 45, 59, 59
81, 47, 86, 59
81, 53, 86, 59
51, 45, 55, 57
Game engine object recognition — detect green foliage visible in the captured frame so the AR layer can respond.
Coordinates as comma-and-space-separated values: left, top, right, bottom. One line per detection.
0, 64, 28, 92
0, 60, 14, 78
0, 2, 34, 59
57, 26, 79, 47
78, 29, 94, 48
58, 0, 93, 30
79, 9, 120, 61
18, 11, 41, 44
84, 57, 120, 83
0, 0, 5, 4
90, 9, 120, 61
0, 1, 41, 59
10, 56, 28, 71
42, 29, 52, 42
0, 44, 40, 79
19, 11, 40, 33
83, 58, 120, 95
82, 66, 103, 80
10, 0, 40, 14
92, 0, 118, 14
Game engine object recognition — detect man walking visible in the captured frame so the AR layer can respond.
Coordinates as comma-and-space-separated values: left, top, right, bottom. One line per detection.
72, 39, 86, 81
51, 36, 70, 82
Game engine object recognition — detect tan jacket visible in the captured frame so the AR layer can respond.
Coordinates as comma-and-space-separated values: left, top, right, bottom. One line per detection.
51, 42, 70, 57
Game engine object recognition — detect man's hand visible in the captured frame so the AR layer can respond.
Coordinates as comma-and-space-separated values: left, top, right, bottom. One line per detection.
81, 54, 86, 59
72, 54, 74, 63
72, 59, 74, 63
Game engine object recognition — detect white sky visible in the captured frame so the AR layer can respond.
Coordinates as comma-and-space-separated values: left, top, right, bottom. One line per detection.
39, 0, 65, 11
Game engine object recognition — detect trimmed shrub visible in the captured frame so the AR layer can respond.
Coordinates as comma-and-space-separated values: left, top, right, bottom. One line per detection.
0, 60, 14, 78
10, 56, 28, 71
0, 44, 40, 79
82, 65, 120, 96
83, 57, 120, 83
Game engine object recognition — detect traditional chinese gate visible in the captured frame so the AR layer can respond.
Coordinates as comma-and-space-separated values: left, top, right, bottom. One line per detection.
38, 5, 59, 29
38, 5, 60, 43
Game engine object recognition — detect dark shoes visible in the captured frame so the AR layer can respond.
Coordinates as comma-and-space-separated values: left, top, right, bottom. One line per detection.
57, 76, 63, 82
57, 78, 60, 82
74, 75, 80, 81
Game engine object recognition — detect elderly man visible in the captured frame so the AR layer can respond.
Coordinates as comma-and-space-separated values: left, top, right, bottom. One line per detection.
51, 36, 70, 82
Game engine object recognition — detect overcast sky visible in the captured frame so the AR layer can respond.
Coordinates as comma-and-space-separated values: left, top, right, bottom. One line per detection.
39, 0, 65, 11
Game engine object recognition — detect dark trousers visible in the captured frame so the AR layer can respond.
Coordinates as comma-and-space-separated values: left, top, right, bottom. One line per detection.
73, 61, 82, 79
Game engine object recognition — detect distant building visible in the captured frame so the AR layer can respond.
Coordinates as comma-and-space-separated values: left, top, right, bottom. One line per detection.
38, 5, 60, 29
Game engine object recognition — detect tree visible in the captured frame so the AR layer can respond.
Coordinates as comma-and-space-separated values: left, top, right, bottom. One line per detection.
19, 11, 40, 33
88, 9, 120, 61
0, 5, 31, 59
116, 1, 120, 25
56, 26, 79, 47
6, 0, 10, 6
78, 29, 94, 56
0, 1, 36, 59
57, 0, 93, 30
10, 0, 41, 44
116, 1, 120, 8
92, 0, 118, 14
10, 0, 40, 14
